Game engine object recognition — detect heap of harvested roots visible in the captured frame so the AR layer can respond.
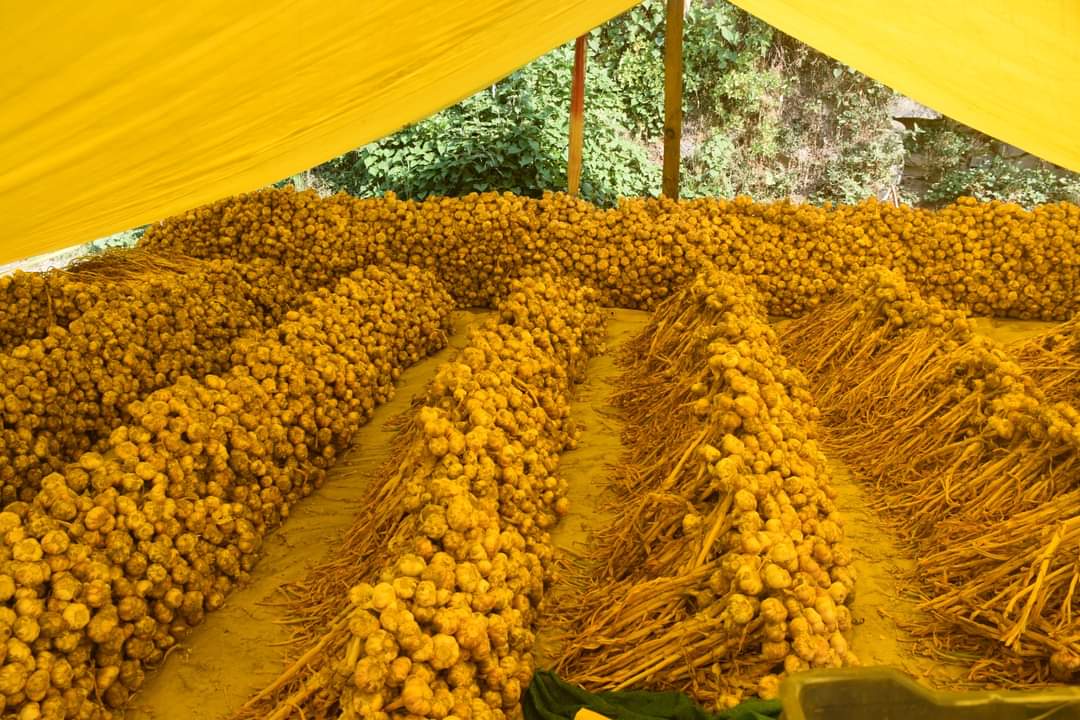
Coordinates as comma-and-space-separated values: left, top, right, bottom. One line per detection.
0, 265, 453, 718
780, 267, 1080, 684
0, 250, 194, 351
0, 187, 1076, 720
0, 271, 100, 353
553, 264, 856, 707
0, 254, 307, 504
142, 187, 1080, 320
231, 275, 603, 720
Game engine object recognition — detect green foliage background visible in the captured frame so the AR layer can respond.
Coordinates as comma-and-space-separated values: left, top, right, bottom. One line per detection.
320, 49, 658, 205
314, 0, 1078, 208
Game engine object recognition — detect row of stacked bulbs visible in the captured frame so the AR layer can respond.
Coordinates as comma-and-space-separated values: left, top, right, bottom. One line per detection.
234, 275, 605, 720
139, 188, 1079, 320
0, 258, 306, 505
0, 264, 454, 718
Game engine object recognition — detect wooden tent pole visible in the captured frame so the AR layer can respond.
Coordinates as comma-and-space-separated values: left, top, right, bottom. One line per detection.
662, 0, 684, 199
567, 35, 587, 196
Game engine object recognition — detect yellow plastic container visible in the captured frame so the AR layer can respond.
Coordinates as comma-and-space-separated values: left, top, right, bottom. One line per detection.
779, 668, 1080, 720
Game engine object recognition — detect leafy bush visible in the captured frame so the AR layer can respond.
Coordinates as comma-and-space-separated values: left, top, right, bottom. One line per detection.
682, 133, 737, 198
591, 3, 667, 139
925, 156, 1080, 206
798, 64, 904, 204
592, 0, 902, 203
82, 227, 144, 256
904, 120, 1080, 207
319, 46, 658, 206
592, 0, 773, 139
683, 3, 777, 124
904, 121, 978, 184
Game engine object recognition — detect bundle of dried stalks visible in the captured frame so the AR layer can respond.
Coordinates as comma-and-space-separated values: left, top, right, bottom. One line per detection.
1012, 315, 1080, 405
780, 266, 1080, 684
554, 264, 855, 708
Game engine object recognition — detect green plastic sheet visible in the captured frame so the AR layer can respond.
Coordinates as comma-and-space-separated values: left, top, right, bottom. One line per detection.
523, 670, 782, 720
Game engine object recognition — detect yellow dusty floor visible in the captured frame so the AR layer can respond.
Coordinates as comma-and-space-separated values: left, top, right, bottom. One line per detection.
128, 312, 1062, 718
533, 308, 652, 667
970, 316, 1054, 345
127, 309, 492, 720
827, 458, 940, 677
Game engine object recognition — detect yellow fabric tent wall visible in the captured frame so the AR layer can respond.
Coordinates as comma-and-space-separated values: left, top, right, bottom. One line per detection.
0, 0, 636, 265
728, 0, 1080, 172
2, 1, 1078, 266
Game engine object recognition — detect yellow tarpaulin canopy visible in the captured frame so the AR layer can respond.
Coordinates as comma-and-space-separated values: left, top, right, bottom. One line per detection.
0, 0, 637, 265
729, 0, 1080, 172
1, 0, 1078, 265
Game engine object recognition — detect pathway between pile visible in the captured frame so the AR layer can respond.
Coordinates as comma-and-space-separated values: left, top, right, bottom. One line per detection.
827, 456, 937, 676
533, 308, 652, 666
129, 310, 491, 720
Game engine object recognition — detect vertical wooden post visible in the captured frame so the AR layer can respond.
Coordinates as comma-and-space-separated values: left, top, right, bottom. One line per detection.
567, 35, 587, 196
662, 0, 684, 199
